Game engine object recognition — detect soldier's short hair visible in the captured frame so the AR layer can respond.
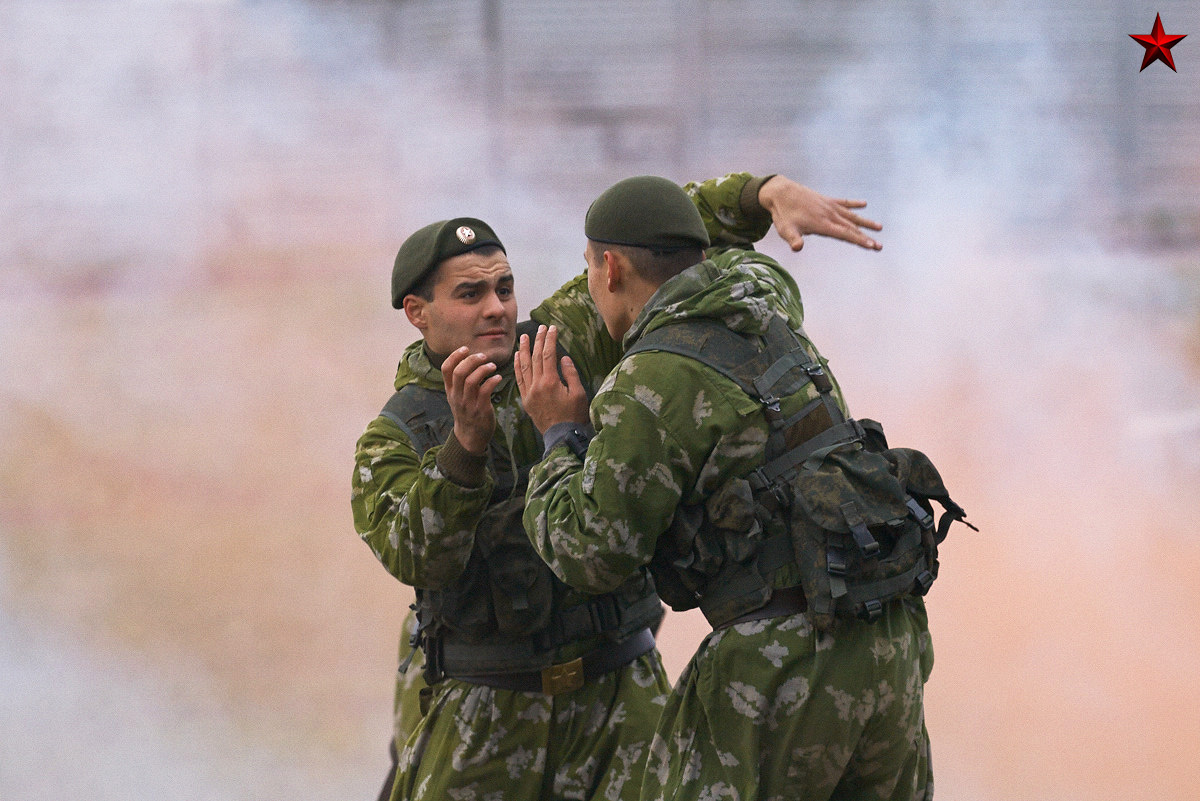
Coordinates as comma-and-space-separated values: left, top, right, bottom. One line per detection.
589, 240, 704, 285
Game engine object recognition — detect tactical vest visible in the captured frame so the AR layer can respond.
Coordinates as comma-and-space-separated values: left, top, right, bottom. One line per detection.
382, 325, 661, 680
626, 315, 975, 632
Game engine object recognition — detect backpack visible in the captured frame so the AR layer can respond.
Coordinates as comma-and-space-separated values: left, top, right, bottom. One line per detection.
625, 314, 975, 631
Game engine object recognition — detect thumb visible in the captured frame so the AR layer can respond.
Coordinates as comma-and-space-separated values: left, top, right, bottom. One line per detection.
775, 221, 805, 252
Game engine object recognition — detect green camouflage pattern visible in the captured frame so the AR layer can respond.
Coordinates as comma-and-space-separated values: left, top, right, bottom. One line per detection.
392, 654, 670, 801
645, 601, 932, 801
354, 172, 780, 796
522, 249, 848, 596
684, 172, 773, 250
393, 608, 425, 745
522, 249, 935, 800
353, 342, 537, 589
353, 280, 659, 800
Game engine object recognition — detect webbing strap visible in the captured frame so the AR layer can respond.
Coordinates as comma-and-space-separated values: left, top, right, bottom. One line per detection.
754, 419, 866, 485
381, 385, 447, 456
625, 319, 765, 401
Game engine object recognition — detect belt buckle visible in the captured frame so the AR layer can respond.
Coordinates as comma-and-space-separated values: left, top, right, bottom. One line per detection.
541, 657, 584, 695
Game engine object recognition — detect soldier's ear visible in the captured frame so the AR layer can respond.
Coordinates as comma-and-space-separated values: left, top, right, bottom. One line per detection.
603, 249, 625, 292
402, 295, 429, 331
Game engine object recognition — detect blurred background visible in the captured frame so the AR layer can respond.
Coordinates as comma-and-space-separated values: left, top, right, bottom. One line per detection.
1, 1, 1198, 798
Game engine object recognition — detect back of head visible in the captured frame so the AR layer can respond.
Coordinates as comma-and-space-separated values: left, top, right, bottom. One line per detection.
391, 217, 505, 308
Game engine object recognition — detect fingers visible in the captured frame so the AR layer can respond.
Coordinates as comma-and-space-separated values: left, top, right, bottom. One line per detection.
541, 325, 561, 377
443, 346, 499, 401
559, 354, 584, 397
820, 205, 882, 251
840, 208, 882, 233
514, 334, 531, 395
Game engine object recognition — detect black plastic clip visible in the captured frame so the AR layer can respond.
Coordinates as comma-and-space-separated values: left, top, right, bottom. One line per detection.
841, 501, 880, 557
906, 497, 935, 530
860, 599, 884, 621
913, 570, 935, 596
805, 363, 834, 394
827, 547, 848, 577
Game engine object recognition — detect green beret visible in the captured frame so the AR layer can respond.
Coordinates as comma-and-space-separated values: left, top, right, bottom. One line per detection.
585, 175, 710, 251
391, 217, 504, 308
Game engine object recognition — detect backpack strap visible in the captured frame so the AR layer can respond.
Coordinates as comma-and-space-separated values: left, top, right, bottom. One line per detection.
380, 383, 451, 457
626, 315, 856, 471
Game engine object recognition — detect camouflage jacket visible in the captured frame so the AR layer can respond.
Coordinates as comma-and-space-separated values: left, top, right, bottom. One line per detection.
352, 172, 774, 590
522, 248, 850, 596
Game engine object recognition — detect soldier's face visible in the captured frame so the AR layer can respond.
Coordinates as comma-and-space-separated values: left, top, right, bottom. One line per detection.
407, 249, 517, 365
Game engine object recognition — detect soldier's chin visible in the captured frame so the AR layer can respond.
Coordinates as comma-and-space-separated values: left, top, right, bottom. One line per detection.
477, 336, 515, 365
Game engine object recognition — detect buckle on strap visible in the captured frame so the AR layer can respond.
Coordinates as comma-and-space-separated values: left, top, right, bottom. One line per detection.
840, 501, 880, 557
588, 595, 621, 633
541, 657, 585, 695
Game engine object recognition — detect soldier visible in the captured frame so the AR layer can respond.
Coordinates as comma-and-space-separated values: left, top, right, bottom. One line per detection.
353, 173, 886, 801
516, 176, 971, 801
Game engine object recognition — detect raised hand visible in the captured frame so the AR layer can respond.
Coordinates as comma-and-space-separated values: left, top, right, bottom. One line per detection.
759, 176, 883, 252
442, 346, 503, 454
514, 325, 590, 435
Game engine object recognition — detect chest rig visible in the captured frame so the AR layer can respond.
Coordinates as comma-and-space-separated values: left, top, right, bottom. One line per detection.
625, 314, 975, 631
383, 324, 660, 680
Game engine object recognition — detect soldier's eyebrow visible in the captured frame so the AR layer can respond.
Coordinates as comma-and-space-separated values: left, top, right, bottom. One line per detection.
453, 273, 513, 294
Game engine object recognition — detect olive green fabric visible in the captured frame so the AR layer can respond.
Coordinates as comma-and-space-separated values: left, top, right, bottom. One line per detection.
684, 172, 775, 250
378, 172, 763, 757
522, 248, 937, 800
393, 608, 426, 746
391, 216, 504, 308
353, 314, 665, 801
646, 602, 933, 801
392, 654, 670, 801
359, 171, 780, 797
585, 175, 710, 250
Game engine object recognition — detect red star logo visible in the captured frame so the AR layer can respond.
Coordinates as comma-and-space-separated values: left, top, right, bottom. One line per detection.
1129, 13, 1186, 72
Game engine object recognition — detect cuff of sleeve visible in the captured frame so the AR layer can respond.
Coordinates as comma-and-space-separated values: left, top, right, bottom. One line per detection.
436, 432, 489, 488
543, 421, 596, 458
740, 174, 777, 224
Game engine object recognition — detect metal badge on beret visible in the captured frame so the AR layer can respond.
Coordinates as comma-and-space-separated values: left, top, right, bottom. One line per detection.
456, 226, 476, 244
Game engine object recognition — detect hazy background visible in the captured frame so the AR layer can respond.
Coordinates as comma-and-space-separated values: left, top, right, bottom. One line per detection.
2, 1, 1198, 798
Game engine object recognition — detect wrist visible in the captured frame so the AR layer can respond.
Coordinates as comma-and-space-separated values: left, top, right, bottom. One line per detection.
542, 421, 595, 459
745, 173, 779, 220
437, 431, 489, 488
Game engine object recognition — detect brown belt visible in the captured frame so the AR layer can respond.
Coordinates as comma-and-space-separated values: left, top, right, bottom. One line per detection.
716, 586, 808, 630
450, 627, 656, 695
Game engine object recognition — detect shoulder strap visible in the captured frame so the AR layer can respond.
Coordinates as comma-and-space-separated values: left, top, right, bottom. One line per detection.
379, 383, 451, 457
625, 315, 852, 468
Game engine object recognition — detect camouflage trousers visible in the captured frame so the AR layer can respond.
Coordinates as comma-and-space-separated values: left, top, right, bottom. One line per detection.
641, 599, 934, 801
391, 651, 670, 801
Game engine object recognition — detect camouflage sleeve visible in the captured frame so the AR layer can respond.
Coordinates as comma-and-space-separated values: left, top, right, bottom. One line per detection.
522, 386, 685, 593
684, 171, 776, 249
351, 417, 492, 588
528, 271, 622, 396
522, 354, 752, 594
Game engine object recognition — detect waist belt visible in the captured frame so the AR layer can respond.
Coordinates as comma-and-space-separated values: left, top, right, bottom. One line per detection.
715, 586, 808, 630
449, 627, 656, 695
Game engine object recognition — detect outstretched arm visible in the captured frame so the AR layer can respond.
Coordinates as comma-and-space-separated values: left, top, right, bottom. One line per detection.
685, 172, 883, 252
